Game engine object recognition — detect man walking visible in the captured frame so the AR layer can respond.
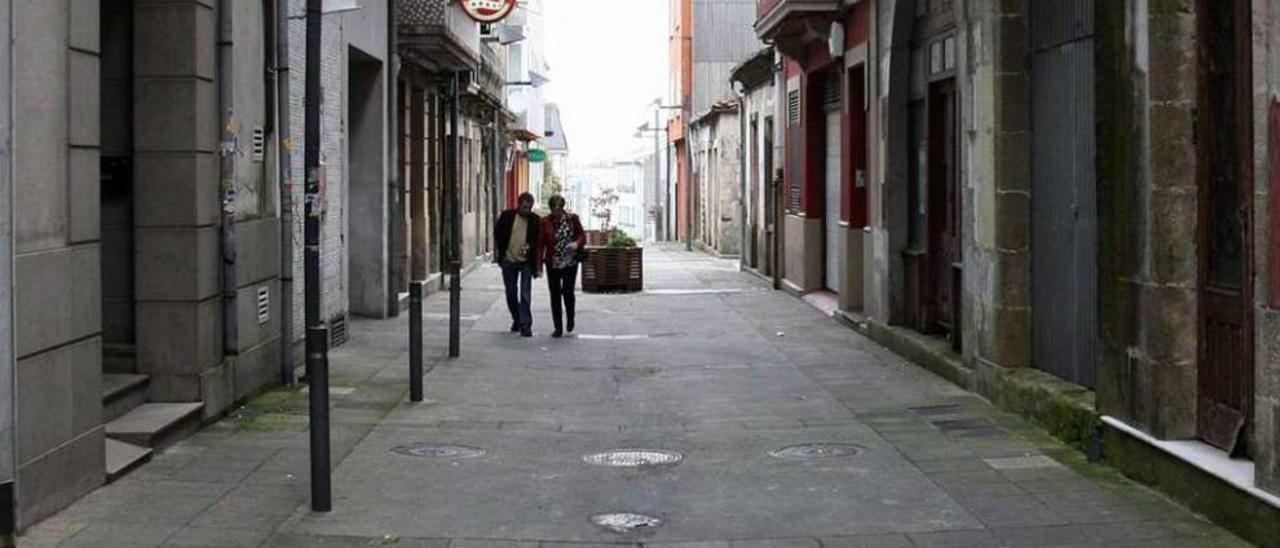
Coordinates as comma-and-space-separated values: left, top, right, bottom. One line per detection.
495, 193, 540, 337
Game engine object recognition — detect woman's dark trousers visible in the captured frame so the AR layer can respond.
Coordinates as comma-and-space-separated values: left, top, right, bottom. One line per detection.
548, 265, 579, 332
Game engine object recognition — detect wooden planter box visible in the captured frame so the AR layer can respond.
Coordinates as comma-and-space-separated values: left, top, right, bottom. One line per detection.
582, 247, 643, 293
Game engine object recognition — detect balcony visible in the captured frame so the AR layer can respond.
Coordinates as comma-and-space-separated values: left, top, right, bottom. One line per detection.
398, 0, 481, 72
755, 0, 841, 58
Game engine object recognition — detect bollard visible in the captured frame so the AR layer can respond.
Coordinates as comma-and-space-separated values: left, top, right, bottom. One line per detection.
306, 326, 332, 512
409, 281, 424, 402
449, 260, 462, 358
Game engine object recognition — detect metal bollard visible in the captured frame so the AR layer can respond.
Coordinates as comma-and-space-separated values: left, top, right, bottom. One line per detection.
306, 326, 331, 512
409, 281, 424, 402
449, 260, 462, 358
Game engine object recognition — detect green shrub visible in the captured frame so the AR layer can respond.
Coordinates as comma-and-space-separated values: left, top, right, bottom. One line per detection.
606, 228, 636, 248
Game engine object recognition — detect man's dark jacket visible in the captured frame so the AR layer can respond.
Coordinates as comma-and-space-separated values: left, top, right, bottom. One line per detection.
495, 209, 541, 265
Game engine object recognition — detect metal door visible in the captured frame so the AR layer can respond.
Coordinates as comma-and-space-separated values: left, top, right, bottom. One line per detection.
1030, 0, 1097, 388
1196, 0, 1253, 454
824, 109, 842, 292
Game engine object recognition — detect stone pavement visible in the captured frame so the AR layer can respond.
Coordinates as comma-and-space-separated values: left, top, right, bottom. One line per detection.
19, 246, 1252, 547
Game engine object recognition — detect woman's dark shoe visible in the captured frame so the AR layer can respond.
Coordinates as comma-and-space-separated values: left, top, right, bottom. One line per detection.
552, 330, 563, 338
521, 329, 533, 337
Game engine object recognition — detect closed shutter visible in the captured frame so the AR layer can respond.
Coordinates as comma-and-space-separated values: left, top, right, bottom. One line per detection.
787, 89, 802, 211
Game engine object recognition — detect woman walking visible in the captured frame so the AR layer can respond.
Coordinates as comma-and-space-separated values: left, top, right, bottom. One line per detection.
537, 194, 586, 338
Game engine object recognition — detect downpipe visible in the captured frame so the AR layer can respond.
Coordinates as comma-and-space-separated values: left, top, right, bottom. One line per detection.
276, 0, 296, 384
386, 0, 402, 317
217, 0, 239, 374
736, 86, 747, 267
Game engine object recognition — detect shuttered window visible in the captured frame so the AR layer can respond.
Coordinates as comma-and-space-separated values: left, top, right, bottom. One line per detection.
787, 89, 802, 211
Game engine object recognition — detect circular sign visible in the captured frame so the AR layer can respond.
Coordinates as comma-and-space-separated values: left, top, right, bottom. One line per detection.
528, 149, 548, 163
458, 0, 517, 23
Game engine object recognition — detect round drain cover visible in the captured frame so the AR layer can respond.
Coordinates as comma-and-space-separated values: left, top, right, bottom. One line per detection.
769, 443, 863, 459
583, 449, 683, 468
590, 512, 662, 533
391, 443, 485, 459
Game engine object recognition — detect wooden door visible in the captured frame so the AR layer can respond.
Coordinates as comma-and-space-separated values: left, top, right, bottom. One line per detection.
927, 79, 960, 334
1197, 0, 1254, 454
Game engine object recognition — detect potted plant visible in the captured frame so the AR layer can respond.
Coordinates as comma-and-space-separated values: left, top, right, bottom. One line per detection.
582, 227, 643, 293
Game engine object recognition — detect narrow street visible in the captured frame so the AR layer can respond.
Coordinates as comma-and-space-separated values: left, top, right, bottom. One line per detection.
20, 247, 1247, 547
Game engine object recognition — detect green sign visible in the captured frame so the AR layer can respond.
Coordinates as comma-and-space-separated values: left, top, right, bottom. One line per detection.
528, 149, 548, 163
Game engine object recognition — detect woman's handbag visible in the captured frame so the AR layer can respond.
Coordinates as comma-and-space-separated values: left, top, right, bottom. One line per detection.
573, 246, 589, 264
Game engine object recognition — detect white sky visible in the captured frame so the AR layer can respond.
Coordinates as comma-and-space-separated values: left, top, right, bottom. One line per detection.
543, 0, 670, 166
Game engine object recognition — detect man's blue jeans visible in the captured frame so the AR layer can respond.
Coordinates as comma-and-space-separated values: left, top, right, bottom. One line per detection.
501, 262, 534, 330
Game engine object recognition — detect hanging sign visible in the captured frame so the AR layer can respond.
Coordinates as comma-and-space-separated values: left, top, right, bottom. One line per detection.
458, 0, 517, 23
528, 149, 547, 163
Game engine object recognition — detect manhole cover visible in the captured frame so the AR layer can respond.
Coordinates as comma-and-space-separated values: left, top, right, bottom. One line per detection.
583, 449, 683, 468
590, 512, 662, 533
391, 443, 485, 459
769, 443, 863, 459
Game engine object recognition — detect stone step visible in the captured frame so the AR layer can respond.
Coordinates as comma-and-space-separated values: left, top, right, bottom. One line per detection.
102, 343, 137, 375
105, 438, 152, 483
102, 373, 150, 423
105, 402, 204, 450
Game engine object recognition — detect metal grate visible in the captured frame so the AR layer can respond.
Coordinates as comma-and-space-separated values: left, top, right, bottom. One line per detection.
329, 313, 348, 348
583, 450, 683, 468
251, 126, 266, 162
823, 70, 842, 111
256, 286, 270, 325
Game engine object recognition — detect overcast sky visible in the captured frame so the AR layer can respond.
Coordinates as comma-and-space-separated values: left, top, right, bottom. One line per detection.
543, 0, 670, 166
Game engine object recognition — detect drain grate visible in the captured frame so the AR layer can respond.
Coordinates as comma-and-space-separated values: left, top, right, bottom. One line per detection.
391, 443, 485, 459
907, 404, 966, 416
932, 418, 1006, 438
769, 443, 863, 459
583, 449, 683, 468
590, 512, 662, 533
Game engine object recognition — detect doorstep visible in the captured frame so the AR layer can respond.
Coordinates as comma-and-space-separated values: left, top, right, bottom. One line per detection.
1102, 416, 1280, 547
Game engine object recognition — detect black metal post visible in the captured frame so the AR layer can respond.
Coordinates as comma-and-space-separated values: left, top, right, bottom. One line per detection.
409, 281, 424, 402
664, 127, 672, 242
448, 75, 462, 358
303, 0, 331, 513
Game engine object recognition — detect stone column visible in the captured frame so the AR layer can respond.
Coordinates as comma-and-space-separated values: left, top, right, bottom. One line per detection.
132, 0, 226, 406
968, 0, 1033, 376
1096, 0, 1199, 438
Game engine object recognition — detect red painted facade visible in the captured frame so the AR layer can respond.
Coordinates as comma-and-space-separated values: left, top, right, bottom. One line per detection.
776, 2, 872, 228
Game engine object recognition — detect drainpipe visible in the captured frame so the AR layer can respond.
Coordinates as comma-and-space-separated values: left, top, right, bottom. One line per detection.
218, 0, 239, 377
386, 0, 401, 316
735, 85, 747, 266
0, 0, 15, 540
276, 0, 296, 384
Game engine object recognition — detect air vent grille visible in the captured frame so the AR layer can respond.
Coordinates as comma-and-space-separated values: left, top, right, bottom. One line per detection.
252, 126, 266, 162
256, 287, 270, 325
329, 313, 348, 348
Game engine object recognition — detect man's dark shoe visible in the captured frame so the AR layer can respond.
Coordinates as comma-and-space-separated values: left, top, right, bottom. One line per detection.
552, 330, 563, 338
567, 317, 575, 333
510, 322, 520, 333
521, 329, 533, 337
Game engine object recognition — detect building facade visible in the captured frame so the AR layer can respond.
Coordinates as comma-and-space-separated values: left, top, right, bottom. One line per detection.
3, 0, 539, 531
748, 0, 1280, 540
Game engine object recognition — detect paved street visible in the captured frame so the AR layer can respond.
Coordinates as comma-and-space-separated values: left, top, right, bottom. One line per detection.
20, 246, 1251, 547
